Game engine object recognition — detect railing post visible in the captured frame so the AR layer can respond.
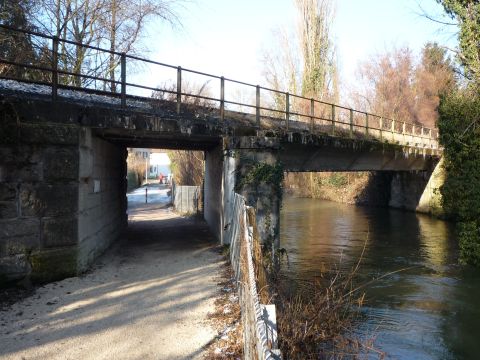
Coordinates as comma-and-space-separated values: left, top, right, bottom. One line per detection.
412, 124, 416, 146
391, 119, 395, 142
379, 117, 383, 141
365, 113, 369, 137
256, 85, 260, 127
331, 104, 335, 136
220, 76, 225, 121
121, 52, 126, 109
176, 66, 182, 114
349, 108, 354, 138
310, 98, 315, 133
52, 36, 59, 102
285, 92, 289, 131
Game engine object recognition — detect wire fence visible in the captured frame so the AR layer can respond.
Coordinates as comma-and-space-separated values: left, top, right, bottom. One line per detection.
0, 24, 439, 150
226, 193, 281, 360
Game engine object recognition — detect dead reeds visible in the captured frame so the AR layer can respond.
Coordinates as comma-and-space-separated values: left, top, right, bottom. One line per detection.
272, 239, 386, 359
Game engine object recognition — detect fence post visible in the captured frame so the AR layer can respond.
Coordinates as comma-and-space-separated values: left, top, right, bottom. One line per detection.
379, 117, 383, 141
176, 66, 182, 114
220, 76, 225, 121
51, 36, 59, 102
121, 52, 126, 109
365, 113, 369, 137
349, 108, 354, 138
256, 85, 260, 127
412, 124, 416, 146
391, 119, 395, 142
310, 98, 315, 133
331, 104, 335, 136
285, 92, 290, 131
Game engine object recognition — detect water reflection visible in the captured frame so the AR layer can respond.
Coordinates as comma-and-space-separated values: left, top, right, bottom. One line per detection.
280, 197, 480, 360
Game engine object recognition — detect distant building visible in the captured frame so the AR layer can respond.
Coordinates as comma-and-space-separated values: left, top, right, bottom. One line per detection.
128, 148, 150, 160
127, 148, 172, 185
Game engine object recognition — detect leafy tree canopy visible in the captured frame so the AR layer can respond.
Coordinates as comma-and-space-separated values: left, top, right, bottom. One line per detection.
437, 0, 480, 84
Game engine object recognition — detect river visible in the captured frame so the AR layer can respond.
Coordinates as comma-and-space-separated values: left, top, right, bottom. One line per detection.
280, 197, 480, 360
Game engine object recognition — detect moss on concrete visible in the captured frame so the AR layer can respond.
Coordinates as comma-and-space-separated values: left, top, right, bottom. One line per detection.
28, 247, 78, 283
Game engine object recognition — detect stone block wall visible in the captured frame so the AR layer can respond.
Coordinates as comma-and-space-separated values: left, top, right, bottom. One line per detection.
0, 107, 81, 284
0, 102, 127, 285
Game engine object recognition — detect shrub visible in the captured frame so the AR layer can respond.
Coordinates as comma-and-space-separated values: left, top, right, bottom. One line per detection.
438, 90, 480, 265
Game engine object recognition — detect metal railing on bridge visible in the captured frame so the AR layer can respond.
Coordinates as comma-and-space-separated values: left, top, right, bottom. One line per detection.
0, 25, 439, 151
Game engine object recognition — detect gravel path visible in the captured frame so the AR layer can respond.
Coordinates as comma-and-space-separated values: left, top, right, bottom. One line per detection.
0, 205, 223, 360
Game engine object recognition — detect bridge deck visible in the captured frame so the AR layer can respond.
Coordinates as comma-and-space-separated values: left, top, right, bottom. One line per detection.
0, 78, 440, 154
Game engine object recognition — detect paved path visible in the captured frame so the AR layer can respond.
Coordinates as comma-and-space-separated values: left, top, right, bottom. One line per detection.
0, 203, 223, 359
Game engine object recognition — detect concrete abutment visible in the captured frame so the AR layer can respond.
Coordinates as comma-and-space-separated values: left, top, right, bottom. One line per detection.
0, 118, 127, 284
221, 137, 282, 250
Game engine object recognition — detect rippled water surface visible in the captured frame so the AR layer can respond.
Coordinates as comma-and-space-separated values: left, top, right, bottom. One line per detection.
280, 197, 480, 360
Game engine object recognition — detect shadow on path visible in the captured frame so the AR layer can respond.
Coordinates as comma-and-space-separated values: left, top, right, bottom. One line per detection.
0, 206, 222, 360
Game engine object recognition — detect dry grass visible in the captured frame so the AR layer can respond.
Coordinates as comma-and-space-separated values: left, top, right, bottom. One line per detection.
284, 172, 373, 204
204, 256, 243, 359
272, 241, 386, 360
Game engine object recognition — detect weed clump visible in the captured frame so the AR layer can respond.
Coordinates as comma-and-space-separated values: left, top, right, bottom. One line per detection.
271, 243, 385, 359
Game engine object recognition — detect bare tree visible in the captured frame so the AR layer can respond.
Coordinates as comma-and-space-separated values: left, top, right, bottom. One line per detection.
295, 0, 336, 100
262, 28, 300, 111
357, 47, 416, 124
262, 0, 338, 119
99, 0, 184, 91
30, 0, 185, 88
414, 42, 456, 127
168, 150, 204, 186
31, 0, 107, 85
353, 44, 456, 127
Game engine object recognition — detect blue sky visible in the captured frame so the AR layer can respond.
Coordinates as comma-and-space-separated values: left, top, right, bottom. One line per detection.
133, 0, 458, 100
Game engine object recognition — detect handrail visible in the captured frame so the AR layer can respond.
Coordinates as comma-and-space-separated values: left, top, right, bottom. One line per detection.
0, 24, 440, 150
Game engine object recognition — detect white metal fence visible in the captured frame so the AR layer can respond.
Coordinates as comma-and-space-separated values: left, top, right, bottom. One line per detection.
226, 193, 282, 360
172, 183, 200, 214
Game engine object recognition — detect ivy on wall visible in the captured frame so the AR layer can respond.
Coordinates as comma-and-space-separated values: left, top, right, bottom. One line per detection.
236, 161, 284, 200
438, 90, 480, 266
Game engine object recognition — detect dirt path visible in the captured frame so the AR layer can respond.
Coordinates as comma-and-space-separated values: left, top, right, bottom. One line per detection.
0, 206, 223, 360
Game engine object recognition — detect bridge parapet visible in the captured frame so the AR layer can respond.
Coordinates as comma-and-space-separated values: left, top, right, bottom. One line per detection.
0, 24, 440, 152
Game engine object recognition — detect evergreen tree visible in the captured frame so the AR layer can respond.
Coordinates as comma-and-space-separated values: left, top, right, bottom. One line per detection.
436, 2, 480, 266
437, 0, 480, 84
0, 0, 41, 79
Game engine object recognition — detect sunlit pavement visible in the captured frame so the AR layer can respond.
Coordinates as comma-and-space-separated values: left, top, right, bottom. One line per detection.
127, 183, 172, 212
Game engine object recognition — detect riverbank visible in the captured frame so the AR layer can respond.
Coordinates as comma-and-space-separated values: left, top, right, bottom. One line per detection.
0, 206, 224, 359
284, 172, 390, 206
284, 166, 445, 218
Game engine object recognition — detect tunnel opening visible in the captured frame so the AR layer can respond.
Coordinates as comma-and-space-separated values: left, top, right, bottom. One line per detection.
77, 127, 225, 278
124, 147, 209, 246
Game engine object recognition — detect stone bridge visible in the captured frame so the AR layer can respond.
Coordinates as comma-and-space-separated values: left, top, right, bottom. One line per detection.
0, 25, 442, 284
